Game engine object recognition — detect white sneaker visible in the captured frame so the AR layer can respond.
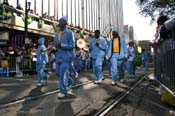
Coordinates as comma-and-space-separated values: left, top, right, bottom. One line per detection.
94, 79, 102, 84
75, 72, 78, 78
94, 80, 99, 84
112, 81, 116, 86
98, 79, 102, 83
120, 79, 124, 83
66, 84, 73, 91
101, 76, 105, 80
37, 83, 42, 87
58, 93, 66, 98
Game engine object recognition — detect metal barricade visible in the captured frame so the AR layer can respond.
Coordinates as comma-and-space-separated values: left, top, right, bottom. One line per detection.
156, 38, 175, 93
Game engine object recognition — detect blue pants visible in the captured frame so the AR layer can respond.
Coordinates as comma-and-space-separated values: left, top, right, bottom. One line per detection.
85, 60, 91, 70
108, 61, 111, 76
118, 60, 125, 80
56, 62, 74, 95
127, 61, 136, 75
74, 58, 83, 72
69, 61, 77, 77
143, 60, 148, 70
36, 64, 47, 84
110, 53, 119, 81
92, 56, 103, 81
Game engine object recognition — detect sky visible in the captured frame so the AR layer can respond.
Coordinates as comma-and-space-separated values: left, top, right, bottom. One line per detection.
123, 0, 156, 41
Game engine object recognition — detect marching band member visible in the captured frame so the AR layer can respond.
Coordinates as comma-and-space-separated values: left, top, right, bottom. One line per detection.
54, 16, 75, 98
90, 30, 107, 84
36, 37, 49, 87
142, 48, 149, 70
127, 41, 137, 77
106, 29, 128, 85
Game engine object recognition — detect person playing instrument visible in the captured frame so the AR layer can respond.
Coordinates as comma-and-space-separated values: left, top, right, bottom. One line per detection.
54, 16, 75, 98
106, 29, 128, 85
127, 41, 137, 77
90, 30, 107, 84
36, 37, 49, 87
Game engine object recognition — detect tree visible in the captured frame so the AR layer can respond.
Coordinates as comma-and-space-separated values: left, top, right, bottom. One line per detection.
136, 0, 175, 21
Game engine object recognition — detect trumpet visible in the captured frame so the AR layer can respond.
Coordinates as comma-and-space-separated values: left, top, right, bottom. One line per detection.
76, 39, 86, 48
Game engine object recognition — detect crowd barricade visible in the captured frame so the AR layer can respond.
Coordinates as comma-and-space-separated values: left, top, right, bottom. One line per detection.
0, 56, 56, 77
155, 38, 175, 94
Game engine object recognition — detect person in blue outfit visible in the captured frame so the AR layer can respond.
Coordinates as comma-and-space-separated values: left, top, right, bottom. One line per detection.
54, 16, 75, 98
36, 37, 49, 87
127, 41, 137, 77
69, 49, 78, 78
142, 48, 149, 70
90, 30, 107, 84
106, 29, 128, 85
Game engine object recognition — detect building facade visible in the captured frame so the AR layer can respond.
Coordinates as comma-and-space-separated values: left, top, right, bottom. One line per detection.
0, 0, 124, 47
123, 25, 134, 43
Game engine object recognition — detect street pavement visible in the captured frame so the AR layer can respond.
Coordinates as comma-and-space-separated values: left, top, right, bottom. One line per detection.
0, 67, 174, 116
106, 77, 175, 116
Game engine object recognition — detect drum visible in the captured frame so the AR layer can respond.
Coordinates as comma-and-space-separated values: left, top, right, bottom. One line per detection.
133, 55, 142, 66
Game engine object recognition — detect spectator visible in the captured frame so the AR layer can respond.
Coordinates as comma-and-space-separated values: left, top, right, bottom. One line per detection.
42, 12, 47, 18
0, 48, 5, 61
127, 41, 137, 77
3, 0, 9, 6
16, 4, 23, 10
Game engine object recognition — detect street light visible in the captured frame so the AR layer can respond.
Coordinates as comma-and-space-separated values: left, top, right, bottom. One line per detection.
24, 0, 31, 47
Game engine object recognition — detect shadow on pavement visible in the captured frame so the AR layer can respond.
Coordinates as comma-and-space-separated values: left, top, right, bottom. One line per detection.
54, 94, 76, 116
16, 86, 44, 116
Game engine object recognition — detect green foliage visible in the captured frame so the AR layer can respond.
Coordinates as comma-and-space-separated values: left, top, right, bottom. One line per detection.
136, 0, 175, 20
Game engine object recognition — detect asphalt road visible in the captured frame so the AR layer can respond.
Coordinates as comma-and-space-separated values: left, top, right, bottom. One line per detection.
0, 68, 173, 116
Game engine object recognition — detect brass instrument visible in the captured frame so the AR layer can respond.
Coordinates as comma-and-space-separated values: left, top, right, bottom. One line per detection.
76, 39, 86, 48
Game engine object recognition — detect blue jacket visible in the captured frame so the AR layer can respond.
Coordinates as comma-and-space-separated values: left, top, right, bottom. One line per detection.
127, 46, 137, 61
89, 37, 107, 59
142, 51, 149, 61
106, 37, 127, 60
54, 28, 75, 63
36, 38, 48, 65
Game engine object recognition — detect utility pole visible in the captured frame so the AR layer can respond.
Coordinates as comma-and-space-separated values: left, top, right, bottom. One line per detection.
16, 0, 19, 7
24, 0, 31, 47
